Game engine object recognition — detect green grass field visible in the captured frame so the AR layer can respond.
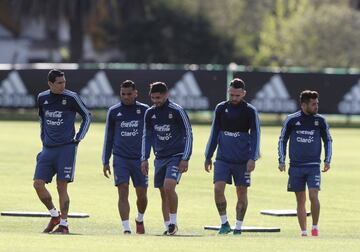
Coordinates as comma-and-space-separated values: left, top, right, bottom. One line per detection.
0, 121, 359, 251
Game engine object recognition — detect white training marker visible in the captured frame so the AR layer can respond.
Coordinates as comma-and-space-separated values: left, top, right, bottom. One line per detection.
204, 225, 280, 232
260, 209, 311, 216
1, 211, 89, 218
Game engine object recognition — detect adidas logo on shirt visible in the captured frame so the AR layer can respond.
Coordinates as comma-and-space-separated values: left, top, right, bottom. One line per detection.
169, 72, 209, 110
80, 71, 119, 108
117, 112, 122, 117
151, 114, 156, 119
338, 78, 360, 114
44, 100, 49, 105
0, 71, 35, 107
251, 74, 297, 113
295, 121, 301, 126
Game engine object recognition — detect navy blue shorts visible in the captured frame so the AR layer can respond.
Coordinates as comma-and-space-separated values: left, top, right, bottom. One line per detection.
213, 160, 250, 187
34, 143, 78, 183
287, 166, 321, 192
113, 155, 148, 187
154, 156, 182, 188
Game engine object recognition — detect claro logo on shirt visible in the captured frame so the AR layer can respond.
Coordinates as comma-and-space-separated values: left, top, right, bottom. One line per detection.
0, 71, 35, 107
296, 130, 315, 143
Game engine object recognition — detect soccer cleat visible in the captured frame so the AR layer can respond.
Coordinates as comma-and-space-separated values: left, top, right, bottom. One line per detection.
51, 225, 69, 234
163, 230, 168, 235
135, 220, 145, 234
233, 229, 242, 235
42, 215, 60, 233
218, 221, 231, 235
167, 224, 178, 235
311, 228, 319, 236
301, 233, 308, 237
123, 230, 131, 235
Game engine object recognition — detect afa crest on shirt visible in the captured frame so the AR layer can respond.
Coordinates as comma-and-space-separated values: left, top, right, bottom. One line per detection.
169, 113, 173, 119
136, 109, 141, 114
314, 120, 319, 126
62, 99, 67, 105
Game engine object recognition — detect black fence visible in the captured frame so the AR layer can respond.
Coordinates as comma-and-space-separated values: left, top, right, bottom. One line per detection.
0, 69, 226, 111
1, 68, 360, 115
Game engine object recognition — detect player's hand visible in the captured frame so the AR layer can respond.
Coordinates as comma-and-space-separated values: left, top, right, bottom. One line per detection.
178, 160, 189, 173
278, 163, 286, 172
247, 159, 256, 172
322, 163, 330, 172
141, 160, 149, 176
204, 159, 212, 173
103, 164, 111, 178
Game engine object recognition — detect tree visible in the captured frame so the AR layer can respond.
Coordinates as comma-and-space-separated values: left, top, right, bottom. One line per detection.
108, 0, 235, 64
254, 0, 360, 69
5, 0, 115, 62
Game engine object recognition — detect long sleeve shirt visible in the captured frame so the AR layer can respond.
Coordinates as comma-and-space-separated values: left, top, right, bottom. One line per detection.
278, 110, 332, 167
205, 100, 261, 164
102, 101, 149, 165
141, 100, 193, 161
37, 89, 91, 147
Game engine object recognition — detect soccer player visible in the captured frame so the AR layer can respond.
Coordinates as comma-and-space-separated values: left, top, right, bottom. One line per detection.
34, 69, 91, 234
141, 82, 193, 235
204, 78, 260, 235
278, 90, 332, 237
102, 80, 149, 234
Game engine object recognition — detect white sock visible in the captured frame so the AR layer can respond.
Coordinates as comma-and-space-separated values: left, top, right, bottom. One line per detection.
235, 220, 243, 230
60, 218, 68, 227
164, 221, 170, 230
312, 225, 318, 230
220, 214, 228, 224
49, 208, 59, 217
301, 230, 308, 236
136, 213, 144, 222
169, 213, 177, 225
122, 220, 131, 231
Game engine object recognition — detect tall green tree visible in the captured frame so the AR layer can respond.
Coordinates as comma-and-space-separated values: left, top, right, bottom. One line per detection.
255, 0, 360, 69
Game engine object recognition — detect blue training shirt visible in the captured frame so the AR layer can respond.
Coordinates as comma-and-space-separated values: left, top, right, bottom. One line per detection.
278, 110, 332, 167
37, 89, 91, 147
102, 101, 149, 165
205, 100, 261, 163
141, 99, 193, 161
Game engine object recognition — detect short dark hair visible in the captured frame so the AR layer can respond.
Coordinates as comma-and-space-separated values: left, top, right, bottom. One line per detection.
300, 90, 319, 104
48, 69, 64, 83
230, 78, 245, 89
149, 82, 168, 94
121, 80, 136, 90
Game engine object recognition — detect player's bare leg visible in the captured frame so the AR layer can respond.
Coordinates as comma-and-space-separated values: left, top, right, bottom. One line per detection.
214, 181, 231, 234
34, 179, 60, 233
234, 186, 247, 234
214, 181, 227, 215
52, 180, 69, 234
135, 186, 147, 234
309, 188, 320, 236
159, 187, 170, 234
117, 183, 130, 220
295, 191, 307, 235
163, 178, 178, 235
33, 179, 56, 210
117, 183, 131, 233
